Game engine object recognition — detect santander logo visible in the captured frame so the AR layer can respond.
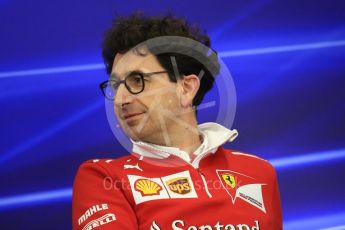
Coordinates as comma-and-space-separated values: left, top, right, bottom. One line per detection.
150, 219, 261, 230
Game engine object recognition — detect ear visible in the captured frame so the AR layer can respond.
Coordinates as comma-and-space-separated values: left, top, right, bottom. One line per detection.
179, 74, 200, 108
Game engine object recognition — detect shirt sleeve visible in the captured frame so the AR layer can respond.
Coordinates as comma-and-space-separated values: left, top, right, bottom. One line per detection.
72, 161, 138, 230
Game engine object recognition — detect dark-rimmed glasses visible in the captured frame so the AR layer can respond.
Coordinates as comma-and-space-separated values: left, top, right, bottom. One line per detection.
100, 70, 168, 100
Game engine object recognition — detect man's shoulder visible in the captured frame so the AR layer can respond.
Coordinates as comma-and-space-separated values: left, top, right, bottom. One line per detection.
223, 148, 267, 161
81, 154, 133, 166
76, 154, 136, 177
219, 147, 276, 172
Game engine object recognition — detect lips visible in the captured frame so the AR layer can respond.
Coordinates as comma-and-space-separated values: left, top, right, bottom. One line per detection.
123, 112, 144, 120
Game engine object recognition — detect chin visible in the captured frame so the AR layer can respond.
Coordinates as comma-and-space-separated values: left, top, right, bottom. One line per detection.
120, 120, 154, 142
125, 126, 148, 141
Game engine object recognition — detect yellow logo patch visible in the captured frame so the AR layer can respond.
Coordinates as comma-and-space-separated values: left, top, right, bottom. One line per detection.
134, 179, 162, 196
166, 177, 191, 195
222, 173, 236, 189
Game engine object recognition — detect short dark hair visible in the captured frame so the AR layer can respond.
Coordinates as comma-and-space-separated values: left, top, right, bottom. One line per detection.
102, 12, 220, 110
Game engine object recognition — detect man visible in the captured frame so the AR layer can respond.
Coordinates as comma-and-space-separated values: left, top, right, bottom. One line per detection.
73, 12, 282, 230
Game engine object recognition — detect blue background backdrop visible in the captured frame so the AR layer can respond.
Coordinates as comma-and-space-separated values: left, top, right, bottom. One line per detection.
1, 0, 344, 229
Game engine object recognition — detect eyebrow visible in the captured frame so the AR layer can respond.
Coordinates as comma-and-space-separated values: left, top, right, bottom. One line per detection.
110, 70, 143, 80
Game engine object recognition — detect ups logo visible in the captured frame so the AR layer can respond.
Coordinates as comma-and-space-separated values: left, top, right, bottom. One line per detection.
166, 177, 191, 194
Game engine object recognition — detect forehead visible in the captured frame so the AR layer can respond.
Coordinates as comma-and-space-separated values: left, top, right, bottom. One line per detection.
111, 48, 162, 79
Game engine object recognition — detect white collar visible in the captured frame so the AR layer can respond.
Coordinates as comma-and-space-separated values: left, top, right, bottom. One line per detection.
130, 122, 238, 164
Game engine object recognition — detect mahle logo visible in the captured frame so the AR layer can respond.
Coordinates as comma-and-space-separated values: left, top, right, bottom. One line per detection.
222, 173, 236, 189
166, 177, 191, 195
134, 178, 162, 196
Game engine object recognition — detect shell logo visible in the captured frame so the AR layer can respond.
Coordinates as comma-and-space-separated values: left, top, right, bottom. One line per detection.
134, 179, 162, 196
222, 173, 236, 189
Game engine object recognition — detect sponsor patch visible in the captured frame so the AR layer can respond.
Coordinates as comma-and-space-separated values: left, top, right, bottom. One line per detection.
78, 204, 108, 226
135, 179, 162, 196
166, 177, 191, 195
128, 170, 197, 204
82, 213, 116, 230
161, 171, 198, 199
128, 175, 170, 204
151, 219, 261, 230
222, 173, 236, 189
216, 170, 266, 213
124, 162, 143, 171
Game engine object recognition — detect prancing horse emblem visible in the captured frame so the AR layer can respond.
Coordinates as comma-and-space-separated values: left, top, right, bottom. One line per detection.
222, 173, 236, 189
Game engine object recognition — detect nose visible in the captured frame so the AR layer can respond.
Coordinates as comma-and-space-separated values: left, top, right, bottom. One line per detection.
114, 83, 134, 106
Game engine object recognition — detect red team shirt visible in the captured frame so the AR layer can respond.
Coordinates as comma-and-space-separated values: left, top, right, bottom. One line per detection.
72, 123, 282, 230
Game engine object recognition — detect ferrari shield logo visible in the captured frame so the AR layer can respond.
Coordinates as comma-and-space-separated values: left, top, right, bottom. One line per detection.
221, 173, 236, 189
216, 169, 267, 213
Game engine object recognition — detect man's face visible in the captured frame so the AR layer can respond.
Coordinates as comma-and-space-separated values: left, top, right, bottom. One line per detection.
111, 48, 182, 144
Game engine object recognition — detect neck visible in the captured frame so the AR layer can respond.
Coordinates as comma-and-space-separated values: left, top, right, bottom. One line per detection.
169, 121, 202, 155
144, 112, 202, 156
